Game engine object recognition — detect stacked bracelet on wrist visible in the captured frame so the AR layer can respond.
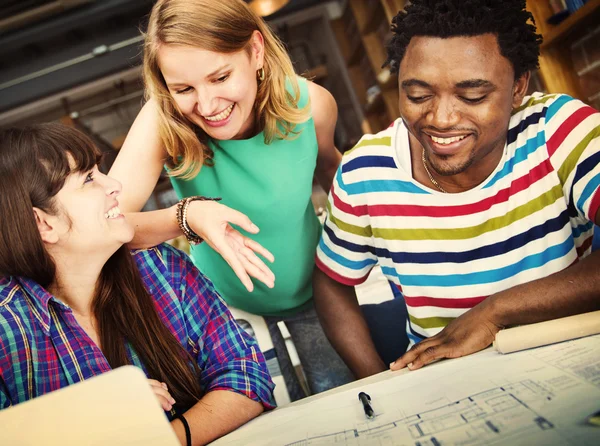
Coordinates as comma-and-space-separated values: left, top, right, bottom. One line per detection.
176, 195, 222, 245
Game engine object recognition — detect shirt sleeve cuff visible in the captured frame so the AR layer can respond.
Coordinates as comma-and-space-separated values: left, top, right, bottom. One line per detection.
207, 385, 276, 410
315, 255, 370, 286
204, 366, 276, 410
588, 185, 600, 223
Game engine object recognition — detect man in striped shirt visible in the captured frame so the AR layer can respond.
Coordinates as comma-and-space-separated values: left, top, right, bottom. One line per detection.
314, 0, 600, 379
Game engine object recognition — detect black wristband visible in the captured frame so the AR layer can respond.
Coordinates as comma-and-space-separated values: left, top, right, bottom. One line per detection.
175, 414, 192, 446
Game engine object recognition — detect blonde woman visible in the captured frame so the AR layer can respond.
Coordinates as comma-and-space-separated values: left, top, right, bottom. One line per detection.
110, 0, 353, 400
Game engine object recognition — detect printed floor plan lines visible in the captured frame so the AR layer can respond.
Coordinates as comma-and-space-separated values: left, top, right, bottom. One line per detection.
213, 335, 600, 446
284, 381, 556, 446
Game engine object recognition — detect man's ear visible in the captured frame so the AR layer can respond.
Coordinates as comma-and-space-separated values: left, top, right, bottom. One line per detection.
33, 207, 59, 244
512, 71, 531, 109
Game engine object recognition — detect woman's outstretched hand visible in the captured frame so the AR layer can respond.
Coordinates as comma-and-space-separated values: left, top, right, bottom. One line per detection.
186, 200, 275, 292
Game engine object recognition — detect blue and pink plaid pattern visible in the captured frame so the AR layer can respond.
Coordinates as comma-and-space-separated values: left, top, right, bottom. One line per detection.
0, 243, 275, 413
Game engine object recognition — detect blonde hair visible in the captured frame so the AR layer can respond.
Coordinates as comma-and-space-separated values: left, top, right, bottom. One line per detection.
143, 0, 310, 178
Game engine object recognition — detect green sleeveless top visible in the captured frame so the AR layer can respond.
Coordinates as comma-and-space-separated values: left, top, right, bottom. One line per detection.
170, 77, 320, 316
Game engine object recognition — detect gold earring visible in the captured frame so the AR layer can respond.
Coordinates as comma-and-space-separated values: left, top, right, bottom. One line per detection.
257, 67, 265, 82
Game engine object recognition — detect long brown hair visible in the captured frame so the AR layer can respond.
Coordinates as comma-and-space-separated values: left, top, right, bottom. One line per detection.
0, 123, 202, 407
143, 0, 310, 178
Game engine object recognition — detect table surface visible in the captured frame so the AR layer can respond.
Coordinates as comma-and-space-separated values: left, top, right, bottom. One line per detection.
213, 336, 600, 446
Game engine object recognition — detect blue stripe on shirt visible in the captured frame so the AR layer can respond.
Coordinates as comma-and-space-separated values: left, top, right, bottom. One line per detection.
323, 224, 376, 255
546, 95, 575, 123
344, 178, 429, 195
319, 238, 377, 271
343, 156, 397, 173
485, 130, 546, 188
506, 109, 546, 147
383, 235, 574, 287
371, 210, 570, 265
572, 220, 594, 239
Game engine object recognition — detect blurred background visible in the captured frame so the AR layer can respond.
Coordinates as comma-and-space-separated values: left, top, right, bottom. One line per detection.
0, 0, 374, 212
1, 0, 598, 212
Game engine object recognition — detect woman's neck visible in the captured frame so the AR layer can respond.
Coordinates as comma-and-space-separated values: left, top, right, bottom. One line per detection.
230, 109, 261, 140
47, 254, 106, 317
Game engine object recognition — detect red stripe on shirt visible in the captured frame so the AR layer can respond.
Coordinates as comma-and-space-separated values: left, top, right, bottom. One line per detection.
334, 158, 553, 218
588, 186, 600, 223
404, 294, 488, 309
547, 106, 597, 157
576, 236, 593, 258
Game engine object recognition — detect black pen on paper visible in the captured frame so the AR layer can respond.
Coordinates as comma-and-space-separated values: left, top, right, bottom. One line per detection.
358, 392, 374, 419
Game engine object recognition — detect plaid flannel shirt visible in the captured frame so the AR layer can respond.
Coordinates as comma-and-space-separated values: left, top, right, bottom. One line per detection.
0, 243, 275, 415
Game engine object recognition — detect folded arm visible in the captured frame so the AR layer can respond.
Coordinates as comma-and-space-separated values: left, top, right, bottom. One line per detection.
173, 253, 276, 444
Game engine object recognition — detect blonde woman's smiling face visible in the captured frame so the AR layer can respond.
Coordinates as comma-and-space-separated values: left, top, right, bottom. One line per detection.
158, 32, 265, 141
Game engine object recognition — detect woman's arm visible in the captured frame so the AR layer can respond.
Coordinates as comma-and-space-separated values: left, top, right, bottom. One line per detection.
110, 100, 274, 291
109, 99, 181, 246
109, 98, 167, 212
171, 391, 263, 446
307, 81, 342, 193
172, 248, 276, 444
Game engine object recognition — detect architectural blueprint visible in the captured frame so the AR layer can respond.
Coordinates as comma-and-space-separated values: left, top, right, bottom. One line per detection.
213, 335, 600, 446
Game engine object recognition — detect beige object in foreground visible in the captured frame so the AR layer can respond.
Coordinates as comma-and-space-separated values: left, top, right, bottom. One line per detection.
1, 365, 179, 446
494, 310, 600, 354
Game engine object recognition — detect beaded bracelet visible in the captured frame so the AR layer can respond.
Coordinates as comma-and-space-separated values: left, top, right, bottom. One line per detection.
176, 196, 222, 245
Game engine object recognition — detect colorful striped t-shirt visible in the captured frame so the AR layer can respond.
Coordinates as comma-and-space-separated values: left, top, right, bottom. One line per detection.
316, 93, 600, 344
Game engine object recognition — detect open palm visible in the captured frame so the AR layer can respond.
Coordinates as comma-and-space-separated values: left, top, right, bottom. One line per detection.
186, 200, 275, 292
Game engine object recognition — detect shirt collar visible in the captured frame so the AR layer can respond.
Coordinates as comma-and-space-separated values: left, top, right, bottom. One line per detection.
16, 276, 71, 336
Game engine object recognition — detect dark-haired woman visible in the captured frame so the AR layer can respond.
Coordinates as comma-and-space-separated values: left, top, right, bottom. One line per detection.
0, 123, 275, 445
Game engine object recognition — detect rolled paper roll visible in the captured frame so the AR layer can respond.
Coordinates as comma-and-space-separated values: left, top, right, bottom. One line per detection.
493, 310, 600, 354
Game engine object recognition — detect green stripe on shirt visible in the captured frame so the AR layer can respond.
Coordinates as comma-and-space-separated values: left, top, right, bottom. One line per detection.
409, 314, 456, 329
558, 125, 600, 185
346, 136, 392, 154
368, 184, 564, 241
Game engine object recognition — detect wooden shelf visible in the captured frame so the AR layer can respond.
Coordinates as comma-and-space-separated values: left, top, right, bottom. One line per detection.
347, 37, 364, 66
381, 0, 406, 23
377, 66, 397, 90
364, 92, 385, 114
361, 3, 386, 34
362, 33, 388, 74
527, 0, 592, 102
541, 0, 600, 48
336, 0, 405, 134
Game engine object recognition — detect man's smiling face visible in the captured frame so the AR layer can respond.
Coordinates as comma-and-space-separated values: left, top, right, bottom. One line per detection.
398, 33, 529, 179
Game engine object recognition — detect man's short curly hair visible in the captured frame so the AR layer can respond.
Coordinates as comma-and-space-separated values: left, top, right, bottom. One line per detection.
385, 0, 542, 80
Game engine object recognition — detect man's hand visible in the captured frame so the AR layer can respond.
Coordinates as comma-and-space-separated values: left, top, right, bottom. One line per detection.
187, 200, 275, 292
148, 379, 176, 412
390, 301, 503, 371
